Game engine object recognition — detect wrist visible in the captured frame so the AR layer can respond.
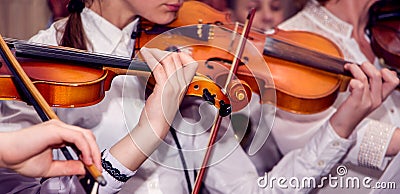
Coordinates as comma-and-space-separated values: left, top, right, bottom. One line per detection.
137, 111, 170, 141
0, 132, 13, 168
129, 123, 164, 155
0, 133, 4, 167
110, 123, 164, 171
386, 127, 400, 156
329, 116, 352, 138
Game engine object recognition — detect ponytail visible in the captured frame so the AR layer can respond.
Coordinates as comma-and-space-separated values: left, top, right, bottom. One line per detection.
60, 0, 89, 50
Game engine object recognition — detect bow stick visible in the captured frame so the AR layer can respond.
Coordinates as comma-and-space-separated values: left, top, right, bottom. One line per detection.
191, 8, 257, 194
0, 34, 106, 191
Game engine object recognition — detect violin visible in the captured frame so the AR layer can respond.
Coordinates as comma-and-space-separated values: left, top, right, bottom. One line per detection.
133, 1, 352, 114
0, 35, 106, 192
1, 39, 233, 115
368, 0, 400, 70
135, 0, 230, 49
3, 1, 397, 116
137, 1, 400, 114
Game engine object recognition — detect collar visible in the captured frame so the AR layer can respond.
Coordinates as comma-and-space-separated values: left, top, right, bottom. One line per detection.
303, 0, 354, 39
80, 8, 139, 54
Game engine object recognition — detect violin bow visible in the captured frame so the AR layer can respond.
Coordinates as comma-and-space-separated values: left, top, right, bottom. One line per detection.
191, 8, 256, 194
0, 34, 106, 192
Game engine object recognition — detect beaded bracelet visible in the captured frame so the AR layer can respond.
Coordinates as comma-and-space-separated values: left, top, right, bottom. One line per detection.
358, 120, 395, 169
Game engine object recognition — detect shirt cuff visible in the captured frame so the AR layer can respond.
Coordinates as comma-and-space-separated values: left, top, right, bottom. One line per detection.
265, 121, 355, 193
301, 120, 356, 175
99, 149, 136, 193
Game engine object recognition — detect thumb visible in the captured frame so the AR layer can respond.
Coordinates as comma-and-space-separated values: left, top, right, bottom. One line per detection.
44, 160, 86, 177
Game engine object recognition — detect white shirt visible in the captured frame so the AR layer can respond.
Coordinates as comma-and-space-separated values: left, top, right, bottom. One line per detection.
276, 0, 400, 192
0, 7, 355, 194
0, 8, 140, 193
276, 0, 399, 169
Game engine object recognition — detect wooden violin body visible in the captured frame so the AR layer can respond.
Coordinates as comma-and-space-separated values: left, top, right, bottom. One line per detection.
136, 1, 230, 46
1, 1, 356, 114
262, 30, 347, 114
0, 41, 230, 111
0, 58, 111, 107
368, 0, 400, 69
131, 0, 354, 114
0, 34, 107, 189
141, 22, 349, 114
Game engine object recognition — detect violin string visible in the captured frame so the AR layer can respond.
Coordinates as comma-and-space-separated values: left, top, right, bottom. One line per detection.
0, 35, 106, 187
12, 39, 129, 61
11, 40, 150, 72
191, 8, 257, 194
228, 22, 239, 52
263, 37, 353, 77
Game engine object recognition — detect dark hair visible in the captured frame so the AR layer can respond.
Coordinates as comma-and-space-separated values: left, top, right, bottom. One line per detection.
60, 0, 93, 50
227, 0, 235, 9
227, 0, 308, 19
286, 0, 308, 18
316, 0, 330, 5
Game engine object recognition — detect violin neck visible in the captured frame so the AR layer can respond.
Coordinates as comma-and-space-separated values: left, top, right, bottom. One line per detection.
263, 37, 353, 77
8, 39, 151, 72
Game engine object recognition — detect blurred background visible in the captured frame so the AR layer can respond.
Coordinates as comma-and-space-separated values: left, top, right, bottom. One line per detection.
0, 0, 54, 40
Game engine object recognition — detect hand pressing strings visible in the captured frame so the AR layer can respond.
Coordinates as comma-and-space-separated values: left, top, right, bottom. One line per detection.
330, 62, 399, 138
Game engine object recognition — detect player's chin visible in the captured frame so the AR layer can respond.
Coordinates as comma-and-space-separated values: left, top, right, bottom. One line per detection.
152, 12, 177, 25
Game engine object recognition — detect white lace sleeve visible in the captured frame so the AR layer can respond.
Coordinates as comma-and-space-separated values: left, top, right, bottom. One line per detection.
99, 149, 137, 194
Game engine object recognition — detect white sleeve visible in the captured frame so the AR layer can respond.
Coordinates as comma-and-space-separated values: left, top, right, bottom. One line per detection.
263, 121, 355, 193
0, 168, 86, 194
204, 120, 355, 194
272, 100, 396, 171
0, 168, 41, 194
0, 101, 42, 131
0, 149, 137, 194
99, 149, 137, 194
